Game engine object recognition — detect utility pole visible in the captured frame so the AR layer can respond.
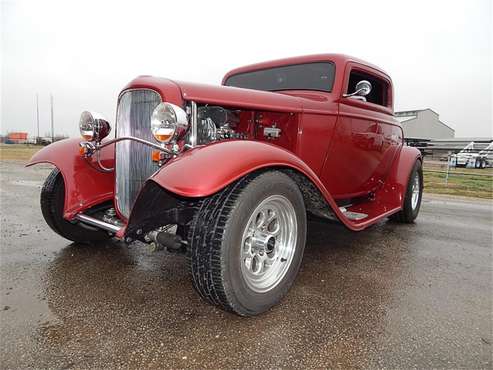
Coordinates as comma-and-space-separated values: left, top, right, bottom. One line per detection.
50, 93, 54, 143
36, 93, 40, 144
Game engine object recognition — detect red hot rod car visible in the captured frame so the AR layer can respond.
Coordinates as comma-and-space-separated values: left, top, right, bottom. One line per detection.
28, 54, 422, 316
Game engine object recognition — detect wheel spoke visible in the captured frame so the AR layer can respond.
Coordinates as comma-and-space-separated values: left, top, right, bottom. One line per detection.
265, 252, 277, 268
255, 210, 267, 229
243, 236, 252, 253
266, 209, 277, 224
246, 220, 256, 236
252, 255, 264, 274
266, 210, 280, 236
244, 256, 253, 271
257, 253, 267, 274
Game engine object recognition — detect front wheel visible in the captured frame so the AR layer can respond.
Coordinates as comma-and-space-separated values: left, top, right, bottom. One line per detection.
390, 160, 423, 223
187, 171, 307, 316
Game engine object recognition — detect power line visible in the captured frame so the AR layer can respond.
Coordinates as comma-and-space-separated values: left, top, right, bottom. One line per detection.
50, 93, 54, 143
36, 93, 40, 142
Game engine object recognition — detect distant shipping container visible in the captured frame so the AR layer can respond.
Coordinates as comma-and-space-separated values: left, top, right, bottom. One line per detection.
7, 132, 28, 144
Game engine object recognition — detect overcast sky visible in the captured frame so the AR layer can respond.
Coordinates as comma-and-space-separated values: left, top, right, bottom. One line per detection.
1, 0, 492, 138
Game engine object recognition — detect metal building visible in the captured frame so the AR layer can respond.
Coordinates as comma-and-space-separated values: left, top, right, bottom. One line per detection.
395, 109, 455, 139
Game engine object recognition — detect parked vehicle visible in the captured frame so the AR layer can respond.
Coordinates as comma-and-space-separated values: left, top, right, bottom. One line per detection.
449, 141, 493, 169
28, 54, 422, 316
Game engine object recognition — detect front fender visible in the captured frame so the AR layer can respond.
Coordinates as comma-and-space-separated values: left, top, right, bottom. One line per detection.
150, 140, 327, 198
146, 140, 357, 228
26, 138, 115, 219
125, 140, 348, 238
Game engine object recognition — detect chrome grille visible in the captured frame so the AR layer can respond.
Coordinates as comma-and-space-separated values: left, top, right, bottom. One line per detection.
115, 90, 161, 218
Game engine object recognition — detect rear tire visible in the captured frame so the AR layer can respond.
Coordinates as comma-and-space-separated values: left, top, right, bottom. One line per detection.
187, 171, 307, 316
390, 160, 423, 223
41, 168, 110, 243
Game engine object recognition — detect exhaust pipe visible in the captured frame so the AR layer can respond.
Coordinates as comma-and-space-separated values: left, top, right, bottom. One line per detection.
75, 213, 122, 233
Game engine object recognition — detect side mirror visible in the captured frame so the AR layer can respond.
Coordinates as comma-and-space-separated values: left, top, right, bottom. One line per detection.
343, 80, 372, 101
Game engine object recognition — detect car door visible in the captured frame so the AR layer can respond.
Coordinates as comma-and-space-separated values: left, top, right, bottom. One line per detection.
321, 63, 402, 199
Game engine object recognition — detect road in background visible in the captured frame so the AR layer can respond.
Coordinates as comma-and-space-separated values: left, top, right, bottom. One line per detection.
1, 160, 492, 369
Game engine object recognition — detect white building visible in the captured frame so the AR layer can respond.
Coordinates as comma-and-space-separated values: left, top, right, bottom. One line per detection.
395, 109, 455, 139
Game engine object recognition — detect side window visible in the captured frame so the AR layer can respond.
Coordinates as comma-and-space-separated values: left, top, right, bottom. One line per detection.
347, 70, 389, 106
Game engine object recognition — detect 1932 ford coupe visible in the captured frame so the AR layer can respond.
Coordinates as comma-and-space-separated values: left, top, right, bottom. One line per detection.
28, 54, 422, 316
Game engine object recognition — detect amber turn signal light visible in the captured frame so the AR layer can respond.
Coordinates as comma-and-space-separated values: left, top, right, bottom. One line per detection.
151, 150, 165, 162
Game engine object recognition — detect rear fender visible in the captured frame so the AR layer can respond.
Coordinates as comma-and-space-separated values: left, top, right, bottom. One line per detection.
339, 145, 422, 227
26, 138, 115, 219
382, 145, 422, 207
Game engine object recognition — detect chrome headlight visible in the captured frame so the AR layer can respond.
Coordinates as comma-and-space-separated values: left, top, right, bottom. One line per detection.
151, 102, 188, 143
79, 111, 111, 142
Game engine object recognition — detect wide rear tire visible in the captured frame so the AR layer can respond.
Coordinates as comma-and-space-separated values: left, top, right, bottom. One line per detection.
41, 168, 110, 243
187, 171, 307, 316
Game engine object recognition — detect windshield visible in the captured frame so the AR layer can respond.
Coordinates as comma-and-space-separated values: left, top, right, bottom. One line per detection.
224, 62, 335, 92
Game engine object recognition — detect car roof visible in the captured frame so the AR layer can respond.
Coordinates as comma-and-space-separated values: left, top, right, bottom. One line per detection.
222, 54, 390, 84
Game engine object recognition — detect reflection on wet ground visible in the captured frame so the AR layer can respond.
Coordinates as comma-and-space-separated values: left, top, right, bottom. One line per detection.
1, 161, 492, 369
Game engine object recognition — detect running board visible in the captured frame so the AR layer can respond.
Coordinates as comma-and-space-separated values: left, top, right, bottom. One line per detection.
74, 213, 122, 233
339, 207, 368, 221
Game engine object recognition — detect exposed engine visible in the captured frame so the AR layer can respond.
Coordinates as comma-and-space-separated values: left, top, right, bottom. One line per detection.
195, 106, 245, 144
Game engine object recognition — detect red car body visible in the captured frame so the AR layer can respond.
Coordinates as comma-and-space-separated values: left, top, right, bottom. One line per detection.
28, 54, 421, 237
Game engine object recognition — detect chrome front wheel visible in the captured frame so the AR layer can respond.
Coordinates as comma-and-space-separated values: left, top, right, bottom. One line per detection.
240, 195, 297, 293
188, 171, 307, 316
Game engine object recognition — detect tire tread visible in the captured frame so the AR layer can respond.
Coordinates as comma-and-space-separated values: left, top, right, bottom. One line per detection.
187, 174, 254, 313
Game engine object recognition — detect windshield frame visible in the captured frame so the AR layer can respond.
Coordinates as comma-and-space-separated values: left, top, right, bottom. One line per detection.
223, 61, 336, 93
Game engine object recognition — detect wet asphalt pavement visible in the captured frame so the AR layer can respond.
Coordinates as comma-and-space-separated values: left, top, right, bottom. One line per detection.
0, 160, 492, 369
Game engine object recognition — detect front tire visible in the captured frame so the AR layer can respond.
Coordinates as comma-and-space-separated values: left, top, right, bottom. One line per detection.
187, 171, 307, 316
41, 168, 110, 243
390, 160, 423, 223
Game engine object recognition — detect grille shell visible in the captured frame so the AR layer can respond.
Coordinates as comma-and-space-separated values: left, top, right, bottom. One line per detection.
115, 89, 162, 218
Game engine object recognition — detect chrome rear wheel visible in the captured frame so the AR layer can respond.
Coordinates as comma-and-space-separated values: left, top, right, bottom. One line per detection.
411, 173, 420, 211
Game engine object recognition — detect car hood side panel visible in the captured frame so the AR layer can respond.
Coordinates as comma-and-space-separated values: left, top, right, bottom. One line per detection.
123, 76, 303, 112
176, 80, 304, 112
